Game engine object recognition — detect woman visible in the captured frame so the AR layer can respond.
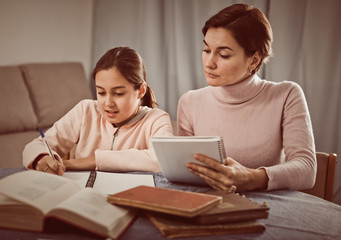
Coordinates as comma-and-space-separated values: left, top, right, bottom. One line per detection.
177, 4, 316, 191
23, 46, 174, 175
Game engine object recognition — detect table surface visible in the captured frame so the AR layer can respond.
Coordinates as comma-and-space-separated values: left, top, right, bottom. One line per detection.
0, 168, 341, 240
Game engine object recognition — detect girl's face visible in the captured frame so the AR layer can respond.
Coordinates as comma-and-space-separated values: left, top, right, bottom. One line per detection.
95, 67, 145, 125
202, 27, 259, 86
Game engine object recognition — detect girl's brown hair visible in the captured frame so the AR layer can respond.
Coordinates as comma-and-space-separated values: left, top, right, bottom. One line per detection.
93, 46, 157, 108
202, 4, 273, 74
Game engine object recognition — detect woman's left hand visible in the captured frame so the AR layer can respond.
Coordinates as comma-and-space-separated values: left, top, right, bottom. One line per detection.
186, 154, 268, 192
63, 155, 96, 171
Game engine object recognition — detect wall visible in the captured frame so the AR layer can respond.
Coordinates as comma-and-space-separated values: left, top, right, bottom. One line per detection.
0, 0, 94, 81
92, 0, 341, 205
1, 0, 340, 205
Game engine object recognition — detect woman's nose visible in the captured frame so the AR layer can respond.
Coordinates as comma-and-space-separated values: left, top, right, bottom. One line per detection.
203, 54, 217, 69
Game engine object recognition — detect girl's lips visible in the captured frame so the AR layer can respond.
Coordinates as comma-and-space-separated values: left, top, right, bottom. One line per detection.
105, 110, 118, 118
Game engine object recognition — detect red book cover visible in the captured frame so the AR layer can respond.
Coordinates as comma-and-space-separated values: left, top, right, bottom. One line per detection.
107, 185, 222, 217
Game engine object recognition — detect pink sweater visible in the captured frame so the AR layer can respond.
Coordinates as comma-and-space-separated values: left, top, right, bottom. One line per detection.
23, 100, 174, 172
177, 75, 316, 191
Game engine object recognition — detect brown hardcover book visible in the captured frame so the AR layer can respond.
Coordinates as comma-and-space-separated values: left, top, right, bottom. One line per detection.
0, 171, 136, 239
183, 190, 269, 224
146, 212, 266, 238
107, 185, 222, 217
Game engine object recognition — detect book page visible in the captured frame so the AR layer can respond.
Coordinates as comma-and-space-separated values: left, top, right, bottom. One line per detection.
63, 171, 155, 195
48, 188, 135, 237
151, 136, 222, 141
0, 170, 82, 214
62, 171, 91, 188
0, 193, 20, 205
93, 172, 155, 194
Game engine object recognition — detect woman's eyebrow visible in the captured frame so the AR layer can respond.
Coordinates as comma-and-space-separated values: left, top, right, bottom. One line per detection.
203, 40, 233, 51
95, 85, 126, 90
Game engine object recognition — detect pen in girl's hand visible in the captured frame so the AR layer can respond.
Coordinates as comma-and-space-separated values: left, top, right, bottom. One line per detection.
39, 128, 57, 161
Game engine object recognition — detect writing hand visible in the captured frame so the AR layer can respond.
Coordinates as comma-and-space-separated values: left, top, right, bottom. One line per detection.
35, 155, 65, 176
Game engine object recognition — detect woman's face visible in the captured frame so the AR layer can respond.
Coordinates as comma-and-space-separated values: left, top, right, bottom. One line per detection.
202, 27, 256, 86
95, 67, 144, 125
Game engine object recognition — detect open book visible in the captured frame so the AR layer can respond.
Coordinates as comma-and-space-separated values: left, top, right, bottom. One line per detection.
0, 170, 154, 239
151, 136, 226, 185
62, 170, 155, 195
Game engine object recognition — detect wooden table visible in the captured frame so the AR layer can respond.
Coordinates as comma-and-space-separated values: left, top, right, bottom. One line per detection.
1, 168, 340, 240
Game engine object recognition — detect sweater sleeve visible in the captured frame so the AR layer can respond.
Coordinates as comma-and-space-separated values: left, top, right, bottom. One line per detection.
263, 83, 317, 191
95, 111, 174, 172
177, 91, 195, 136
22, 100, 86, 169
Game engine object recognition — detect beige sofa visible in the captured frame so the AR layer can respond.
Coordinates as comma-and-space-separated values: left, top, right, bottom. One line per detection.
0, 62, 93, 168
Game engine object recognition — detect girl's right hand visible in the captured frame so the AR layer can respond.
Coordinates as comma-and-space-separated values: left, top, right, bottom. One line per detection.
34, 155, 65, 176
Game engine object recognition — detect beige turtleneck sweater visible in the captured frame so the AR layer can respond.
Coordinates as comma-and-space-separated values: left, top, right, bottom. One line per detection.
177, 75, 316, 191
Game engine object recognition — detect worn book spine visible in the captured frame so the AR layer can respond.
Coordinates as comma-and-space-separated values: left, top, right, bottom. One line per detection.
146, 212, 266, 238
85, 170, 97, 188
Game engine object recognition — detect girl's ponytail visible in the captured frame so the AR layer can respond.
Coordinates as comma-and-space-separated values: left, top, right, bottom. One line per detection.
141, 85, 157, 108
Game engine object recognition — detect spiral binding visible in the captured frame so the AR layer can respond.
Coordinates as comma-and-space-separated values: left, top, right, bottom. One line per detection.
217, 137, 227, 162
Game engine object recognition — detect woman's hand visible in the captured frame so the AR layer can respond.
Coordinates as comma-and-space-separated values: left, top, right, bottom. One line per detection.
186, 154, 268, 192
35, 155, 65, 176
63, 155, 96, 171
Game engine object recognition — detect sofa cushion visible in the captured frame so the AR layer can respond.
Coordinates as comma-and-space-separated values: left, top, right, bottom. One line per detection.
0, 66, 38, 134
0, 131, 40, 168
20, 62, 93, 128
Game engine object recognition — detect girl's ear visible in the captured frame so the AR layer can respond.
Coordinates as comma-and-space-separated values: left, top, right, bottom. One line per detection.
138, 82, 147, 99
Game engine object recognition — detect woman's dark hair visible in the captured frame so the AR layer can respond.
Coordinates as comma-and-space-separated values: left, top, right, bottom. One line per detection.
202, 4, 273, 74
93, 46, 157, 108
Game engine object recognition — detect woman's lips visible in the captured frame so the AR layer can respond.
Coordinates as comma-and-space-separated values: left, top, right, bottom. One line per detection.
205, 71, 219, 78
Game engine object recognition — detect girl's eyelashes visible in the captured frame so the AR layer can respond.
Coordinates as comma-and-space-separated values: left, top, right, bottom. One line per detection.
96, 91, 125, 96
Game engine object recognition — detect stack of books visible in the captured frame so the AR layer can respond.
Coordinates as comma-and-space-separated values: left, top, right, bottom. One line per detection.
0, 170, 269, 239
107, 185, 269, 238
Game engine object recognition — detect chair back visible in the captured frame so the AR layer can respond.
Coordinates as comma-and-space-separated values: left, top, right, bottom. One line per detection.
301, 152, 337, 201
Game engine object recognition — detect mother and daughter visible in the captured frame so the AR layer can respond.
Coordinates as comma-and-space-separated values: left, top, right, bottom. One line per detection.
23, 4, 316, 193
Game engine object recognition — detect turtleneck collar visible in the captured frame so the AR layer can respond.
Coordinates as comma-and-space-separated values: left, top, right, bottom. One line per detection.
210, 74, 266, 104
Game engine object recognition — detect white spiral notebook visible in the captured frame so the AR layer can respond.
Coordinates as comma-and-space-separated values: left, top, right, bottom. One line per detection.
151, 136, 226, 185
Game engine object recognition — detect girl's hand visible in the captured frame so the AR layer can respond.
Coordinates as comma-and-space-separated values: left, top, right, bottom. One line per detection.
35, 155, 65, 176
63, 155, 96, 171
186, 154, 268, 192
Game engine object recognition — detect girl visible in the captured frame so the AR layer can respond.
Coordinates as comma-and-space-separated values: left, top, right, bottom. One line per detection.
23, 46, 174, 175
